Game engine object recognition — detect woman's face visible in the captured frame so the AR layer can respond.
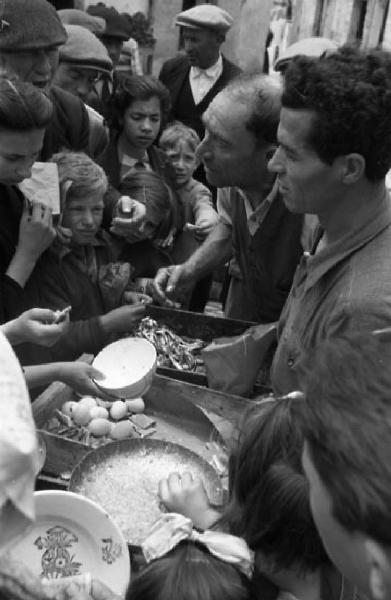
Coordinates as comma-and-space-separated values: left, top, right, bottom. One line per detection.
122, 96, 162, 151
0, 128, 44, 184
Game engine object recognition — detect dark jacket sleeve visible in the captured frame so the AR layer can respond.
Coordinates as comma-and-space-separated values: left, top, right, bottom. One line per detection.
18, 257, 108, 363
42, 86, 90, 160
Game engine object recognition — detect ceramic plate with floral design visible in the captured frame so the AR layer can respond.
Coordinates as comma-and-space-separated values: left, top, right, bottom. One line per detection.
10, 490, 130, 596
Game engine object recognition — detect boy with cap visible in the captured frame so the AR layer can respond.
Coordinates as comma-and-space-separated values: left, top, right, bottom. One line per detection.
53, 24, 113, 160
0, 0, 89, 160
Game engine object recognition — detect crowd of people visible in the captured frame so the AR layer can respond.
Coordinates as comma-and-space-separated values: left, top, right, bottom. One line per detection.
1, 0, 391, 600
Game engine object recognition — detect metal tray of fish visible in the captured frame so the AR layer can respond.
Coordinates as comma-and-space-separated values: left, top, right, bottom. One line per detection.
135, 306, 271, 394
69, 438, 223, 548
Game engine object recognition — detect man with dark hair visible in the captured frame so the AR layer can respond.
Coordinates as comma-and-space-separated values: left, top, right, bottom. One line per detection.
152, 73, 304, 323
269, 46, 391, 394
0, 0, 89, 160
300, 332, 391, 600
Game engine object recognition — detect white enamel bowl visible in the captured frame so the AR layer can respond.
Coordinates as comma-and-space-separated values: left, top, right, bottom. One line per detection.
10, 490, 130, 596
92, 337, 157, 399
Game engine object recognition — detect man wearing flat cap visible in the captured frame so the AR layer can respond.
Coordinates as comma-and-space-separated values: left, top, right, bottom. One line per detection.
159, 4, 240, 145
53, 24, 113, 160
0, 0, 89, 160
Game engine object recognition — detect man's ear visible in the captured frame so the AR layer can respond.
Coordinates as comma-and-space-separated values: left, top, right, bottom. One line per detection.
365, 539, 391, 600
338, 153, 366, 185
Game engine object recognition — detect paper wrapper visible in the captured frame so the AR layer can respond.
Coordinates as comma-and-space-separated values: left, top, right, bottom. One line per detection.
18, 162, 60, 214
201, 323, 277, 397
0, 331, 39, 552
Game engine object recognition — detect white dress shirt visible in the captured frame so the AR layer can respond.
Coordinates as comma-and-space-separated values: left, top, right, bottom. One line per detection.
189, 55, 223, 105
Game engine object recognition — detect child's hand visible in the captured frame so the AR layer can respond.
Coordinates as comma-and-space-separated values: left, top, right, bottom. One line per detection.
2, 308, 69, 347
184, 221, 215, 241
158, 472, 221, 529
155, 228, 176, 249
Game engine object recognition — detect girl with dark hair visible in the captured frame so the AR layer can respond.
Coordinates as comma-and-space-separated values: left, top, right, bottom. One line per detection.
127, 512, 255, 600
159, 396, 361, 600
100, 74, 172, 204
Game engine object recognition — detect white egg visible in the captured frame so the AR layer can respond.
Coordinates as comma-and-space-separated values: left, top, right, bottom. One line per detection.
110, 420, 135, 440
125, 398, 145, 414
73, 404, 93, 426
110, 400, 127, 421
89, 406, 109, 420
88, 418, 112, 437
61, 401, 78, 417
78, 396, 97, 410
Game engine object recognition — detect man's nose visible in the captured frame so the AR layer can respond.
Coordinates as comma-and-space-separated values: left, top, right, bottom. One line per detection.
34, 49, 52, 74
76, 80, 91, 101
268, 147, 283, 173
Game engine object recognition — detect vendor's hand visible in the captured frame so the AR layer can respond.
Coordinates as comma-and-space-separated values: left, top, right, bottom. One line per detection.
151, 265, 185, 308
110, 196, 146, 239
17, 201, 56, 260
2, 308, 69, 347
57, 362, 104, 396
99, 303, 146, 335
122, 290, 153, 305
158, 472, 221, 530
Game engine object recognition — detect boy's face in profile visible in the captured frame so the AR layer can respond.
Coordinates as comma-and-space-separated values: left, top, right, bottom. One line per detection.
62, 192, 104, 245
164, 141, 197, 188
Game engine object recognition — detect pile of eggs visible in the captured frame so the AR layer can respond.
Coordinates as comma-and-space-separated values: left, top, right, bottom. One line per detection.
61, 396, 145, 440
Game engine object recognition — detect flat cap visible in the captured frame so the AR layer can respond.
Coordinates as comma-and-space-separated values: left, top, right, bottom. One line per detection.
58, 9, 106, 35
175, 4, 233, 33
0, 0, 66, 51
274, 37, 338, 71
87, 4, 130, 41
59, 25, 113, 75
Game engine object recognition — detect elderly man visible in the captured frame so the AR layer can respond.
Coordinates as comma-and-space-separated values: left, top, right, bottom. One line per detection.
269, 46, 391, 394
152, 73, 304, 324
53, 24, 112, 160
0, 0, 89, 160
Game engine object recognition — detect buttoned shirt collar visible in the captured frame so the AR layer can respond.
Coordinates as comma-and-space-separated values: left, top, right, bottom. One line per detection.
189, 54, 223, 104
238, 179, 279, 236
304, 190, 391, 292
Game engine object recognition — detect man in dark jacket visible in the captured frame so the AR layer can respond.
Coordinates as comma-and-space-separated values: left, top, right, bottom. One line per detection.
159, 4, 240, 192
0, 0, 89, 159
159, 4, 240, 141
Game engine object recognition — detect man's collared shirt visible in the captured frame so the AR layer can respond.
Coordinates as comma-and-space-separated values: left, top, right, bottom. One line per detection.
118, 147, 152, 181
272, 191, 391, 395
217, 181, 278, 237
189, 55, 223, 105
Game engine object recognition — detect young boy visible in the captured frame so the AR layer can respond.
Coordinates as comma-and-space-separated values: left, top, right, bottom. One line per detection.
159, 121, 218, 242
17, 152, 146, 365
160, 122, 218, 311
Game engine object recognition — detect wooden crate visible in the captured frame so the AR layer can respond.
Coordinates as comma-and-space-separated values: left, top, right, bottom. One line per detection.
33, 367, 253, 489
